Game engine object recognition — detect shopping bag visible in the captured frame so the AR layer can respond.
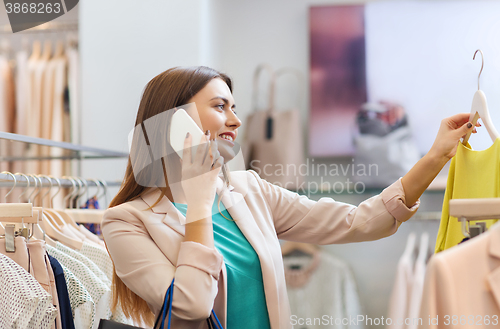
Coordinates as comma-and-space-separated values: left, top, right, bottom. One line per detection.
98, 278, 223, 329
98, 320, 141, 329
242, 65, 305, 190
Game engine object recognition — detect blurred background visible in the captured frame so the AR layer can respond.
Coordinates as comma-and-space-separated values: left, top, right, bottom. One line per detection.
1, 1, 499, 328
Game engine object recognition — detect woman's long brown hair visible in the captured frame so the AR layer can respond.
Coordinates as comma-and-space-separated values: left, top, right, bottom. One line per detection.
107, 66, 233, 326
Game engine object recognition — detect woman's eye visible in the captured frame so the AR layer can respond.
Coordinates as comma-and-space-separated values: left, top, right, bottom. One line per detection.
216, 104, 224, 110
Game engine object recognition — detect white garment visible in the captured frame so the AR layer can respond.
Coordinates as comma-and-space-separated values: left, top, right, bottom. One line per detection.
284, 252, 364, 329
387, 233, 416, 329
46, 244, 111, 329
79, 225, 105, 247
407, 233, 429, 329
55, 242, 110, 286
80, 241, 112, 282
59, 262, 95, 329
0, 253, 57, 329
79, 241, 135, 326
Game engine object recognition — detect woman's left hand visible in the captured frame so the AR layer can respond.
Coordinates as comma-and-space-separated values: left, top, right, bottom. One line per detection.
429, 113, 480, 161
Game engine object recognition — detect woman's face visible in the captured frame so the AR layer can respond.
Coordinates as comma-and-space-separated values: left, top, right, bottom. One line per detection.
188, 78, 241, 162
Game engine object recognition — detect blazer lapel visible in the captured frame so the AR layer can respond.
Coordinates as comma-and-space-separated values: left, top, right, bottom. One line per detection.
140, 176, 237, 236
487, 223, 500, 310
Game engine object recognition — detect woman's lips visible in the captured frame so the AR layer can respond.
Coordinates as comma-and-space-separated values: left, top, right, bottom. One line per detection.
218, 136, 234, 146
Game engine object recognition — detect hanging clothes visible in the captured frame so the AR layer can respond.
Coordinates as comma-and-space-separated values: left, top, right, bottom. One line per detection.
406, 233, 429, 329
10, 49, 30, 202
420, 222, 500, 328
46, 244, 111, 329
48, 255, 76, 329
435, 139, 500, 253
0, 54, 15, 202
387, 234, 416, 329
284, 251, 364, 329
0, 253, 58, 328
59, 262, 95, 329
26, 239, 62, 329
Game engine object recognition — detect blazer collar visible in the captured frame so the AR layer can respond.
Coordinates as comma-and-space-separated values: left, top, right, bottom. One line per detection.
140, 175, 235, 215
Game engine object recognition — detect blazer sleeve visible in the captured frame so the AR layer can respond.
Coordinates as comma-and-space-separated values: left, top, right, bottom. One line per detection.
248, 170, 419, 244
102, 204, 223, 320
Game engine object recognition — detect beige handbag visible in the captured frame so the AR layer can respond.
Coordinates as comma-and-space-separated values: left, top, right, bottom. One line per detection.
242, 65, 305, 190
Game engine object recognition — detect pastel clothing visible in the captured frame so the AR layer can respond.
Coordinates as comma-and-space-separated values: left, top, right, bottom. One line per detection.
102, 170, 419, 329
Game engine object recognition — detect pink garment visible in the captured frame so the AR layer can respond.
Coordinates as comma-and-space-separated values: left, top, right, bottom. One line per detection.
27, 239, 62, 329
0, 236, 31, 272
102, 170, 420, 329
420, 222, 500, 328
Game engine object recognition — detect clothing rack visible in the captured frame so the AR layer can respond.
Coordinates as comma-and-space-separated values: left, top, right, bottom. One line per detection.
0, 21, 78, 34
0, 132, 128, 161
0, 172, 122, 188
409, 211, 442, 221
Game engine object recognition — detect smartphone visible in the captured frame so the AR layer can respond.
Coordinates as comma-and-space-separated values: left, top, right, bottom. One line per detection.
169, 108, 207, 160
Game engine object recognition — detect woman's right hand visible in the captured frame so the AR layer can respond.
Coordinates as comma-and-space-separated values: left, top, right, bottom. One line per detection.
180, 131, 223, 223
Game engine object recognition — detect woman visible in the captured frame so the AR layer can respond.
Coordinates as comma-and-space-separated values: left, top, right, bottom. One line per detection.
102, 66, 478, 329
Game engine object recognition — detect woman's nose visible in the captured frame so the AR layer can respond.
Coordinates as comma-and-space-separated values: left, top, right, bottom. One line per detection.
227, 111, 241, 128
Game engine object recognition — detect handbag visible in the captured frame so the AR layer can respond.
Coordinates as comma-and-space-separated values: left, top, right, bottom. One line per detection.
242, 64, 305, 190
98, 278, 223, 329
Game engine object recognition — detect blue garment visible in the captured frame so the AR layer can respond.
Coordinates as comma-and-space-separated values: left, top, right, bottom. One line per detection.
48, 254, 75, 329
173, 196, 271, 329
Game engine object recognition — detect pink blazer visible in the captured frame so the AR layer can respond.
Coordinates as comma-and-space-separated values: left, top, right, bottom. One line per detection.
420, 222, 500, 328
102, 170, 419, 329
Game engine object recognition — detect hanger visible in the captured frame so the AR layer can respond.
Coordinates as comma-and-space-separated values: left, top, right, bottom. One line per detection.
462, 49, 500, 145
281, 241, 320, 257
25, 174, 56, 247
33, 175, 83, 250
0, 172, 37, 252
0, 172, 33, 218
51, 176, 80, 230
97, 179, 109, 208
64, 177, 104, 224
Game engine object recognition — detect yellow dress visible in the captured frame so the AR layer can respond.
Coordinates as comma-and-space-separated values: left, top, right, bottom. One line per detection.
435, 137, 500, 253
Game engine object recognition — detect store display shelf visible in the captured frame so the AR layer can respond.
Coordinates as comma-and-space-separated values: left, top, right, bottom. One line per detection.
0, 132, 128, 160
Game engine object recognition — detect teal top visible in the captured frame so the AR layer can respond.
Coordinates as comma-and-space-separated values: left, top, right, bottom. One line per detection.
173, 195, 271, 329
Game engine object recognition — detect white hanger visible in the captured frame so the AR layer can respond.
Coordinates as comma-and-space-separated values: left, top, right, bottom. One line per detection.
462, 49, 500, 145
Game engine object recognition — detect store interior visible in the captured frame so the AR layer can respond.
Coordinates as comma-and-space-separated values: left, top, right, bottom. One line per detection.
1, 0, 500, 328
